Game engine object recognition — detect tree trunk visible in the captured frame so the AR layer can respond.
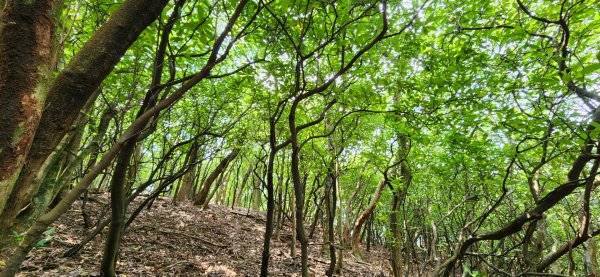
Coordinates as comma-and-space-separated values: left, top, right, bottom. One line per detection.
194, 149, 239, 206
175, 139, 199, 202
260, 130, 277, 276
289, 100, 309, 277
390, 191, 404, 277
99, 140, 136, 277
0, 0, 249, 271
344, 161, 369, 243
585, 236, 598, 276
203, 170, 226, 209
233, 166, 252, 207
352, 176, 386, 259
324, 169, 336, 277
0, 0, 57, 227
390, 135, 411, 277
290, 183, 297, 259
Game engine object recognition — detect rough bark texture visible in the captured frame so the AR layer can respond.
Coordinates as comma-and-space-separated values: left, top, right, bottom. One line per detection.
0, 0, 170, 229
0, 0, 56, 221
13, 88, 102, 233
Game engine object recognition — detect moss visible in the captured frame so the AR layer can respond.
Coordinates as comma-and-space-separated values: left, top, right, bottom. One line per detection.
11, 122, 26, 146
0, 159, 24, 213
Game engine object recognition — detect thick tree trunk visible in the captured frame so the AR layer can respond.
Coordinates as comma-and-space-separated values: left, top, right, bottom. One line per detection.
0, 0, 250, 272
0, 0, 57, 227
13, 88, 103, 233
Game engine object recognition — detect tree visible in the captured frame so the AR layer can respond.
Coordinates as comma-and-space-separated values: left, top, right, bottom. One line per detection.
1, 0, 600, 276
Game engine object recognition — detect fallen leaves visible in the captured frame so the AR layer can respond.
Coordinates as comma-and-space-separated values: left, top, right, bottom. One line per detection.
15, 195, 391, 276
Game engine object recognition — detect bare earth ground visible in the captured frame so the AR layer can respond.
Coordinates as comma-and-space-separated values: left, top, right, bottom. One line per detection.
5, 195, 391, 276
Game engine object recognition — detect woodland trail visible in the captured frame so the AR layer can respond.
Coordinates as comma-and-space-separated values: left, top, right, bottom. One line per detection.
7, 195, 390, 276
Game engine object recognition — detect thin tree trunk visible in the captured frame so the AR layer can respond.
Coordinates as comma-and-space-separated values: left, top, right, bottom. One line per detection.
585, 236, 598, 276
260, 127, 278, 276
334, 162, 344, 274
390, 191, 404, 277
325, 169, 336, 277
99, 140, 136, 277
352, 176, 386, 259
234, 166, 253, 207
194, 149, 239, 206
203, 170, 226, 208
290, 184, 297, 259
344, 161, 369, 243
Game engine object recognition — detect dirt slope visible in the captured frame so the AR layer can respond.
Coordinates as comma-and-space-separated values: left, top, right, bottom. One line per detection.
7, 195, 390, 276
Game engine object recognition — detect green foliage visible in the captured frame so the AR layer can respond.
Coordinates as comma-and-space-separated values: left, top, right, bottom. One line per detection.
41, 0, 600, 275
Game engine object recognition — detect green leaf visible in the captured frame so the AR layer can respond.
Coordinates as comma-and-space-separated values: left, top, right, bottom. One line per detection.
581, 63, 600, 76
35, 237, 52, 248
43, 227, 55, 236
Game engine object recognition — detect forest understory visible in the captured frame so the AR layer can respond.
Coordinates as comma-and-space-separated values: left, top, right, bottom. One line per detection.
1, 194, 391, 277
1, 0, 600, 276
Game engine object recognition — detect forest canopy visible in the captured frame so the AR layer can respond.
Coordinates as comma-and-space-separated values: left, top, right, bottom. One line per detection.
0, 0, 599, 276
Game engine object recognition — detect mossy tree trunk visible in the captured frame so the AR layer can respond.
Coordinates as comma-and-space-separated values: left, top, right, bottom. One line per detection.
0, 0, 57, 238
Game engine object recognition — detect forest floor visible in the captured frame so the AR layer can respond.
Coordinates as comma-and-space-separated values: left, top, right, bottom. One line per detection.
6, 194, 391, 276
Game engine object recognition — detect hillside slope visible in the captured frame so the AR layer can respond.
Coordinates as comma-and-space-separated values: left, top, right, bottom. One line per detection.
6, 195, 390, 276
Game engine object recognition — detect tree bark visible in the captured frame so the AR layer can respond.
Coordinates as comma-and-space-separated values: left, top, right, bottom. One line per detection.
324, 166, 337, 277
0, 0, 57, 223
99, 140, 136, 277
289, 100, 309, 277
175, 139, 199, 202
351, 176, 386, 258
390, 135, 411, 277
